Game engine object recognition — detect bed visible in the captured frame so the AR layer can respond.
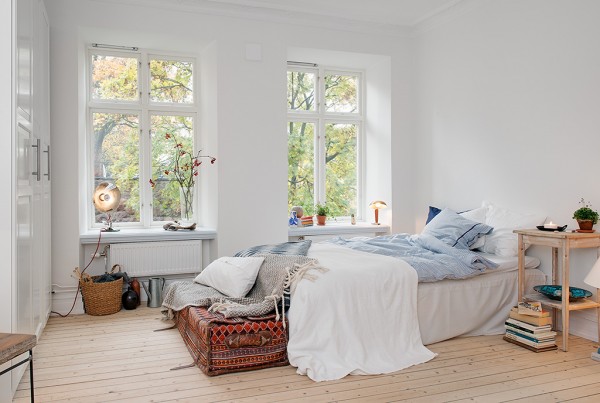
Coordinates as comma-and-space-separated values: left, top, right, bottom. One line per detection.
164, 203, 548, 382
286, 242, 542, 381
417, 252, 543, 344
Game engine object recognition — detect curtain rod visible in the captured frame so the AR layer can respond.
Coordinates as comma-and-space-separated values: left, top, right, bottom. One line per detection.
287, 61, 318, 67
92, 43, 139, 51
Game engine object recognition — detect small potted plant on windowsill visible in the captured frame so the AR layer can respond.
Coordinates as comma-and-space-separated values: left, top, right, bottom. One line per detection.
315, 203, 329, 226
573, 198, 599, 232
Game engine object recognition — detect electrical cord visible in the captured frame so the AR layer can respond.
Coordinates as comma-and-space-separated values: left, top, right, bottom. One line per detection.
50, 230, 103, 318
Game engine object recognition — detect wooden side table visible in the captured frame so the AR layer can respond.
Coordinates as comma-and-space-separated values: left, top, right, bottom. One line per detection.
0, 333, 36, 402
515, 229, 600, 352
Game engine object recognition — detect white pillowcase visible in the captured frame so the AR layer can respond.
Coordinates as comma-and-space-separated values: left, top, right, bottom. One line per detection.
194, 256, 265, 298
460, 207, 489, 249
480, 202, 545, 257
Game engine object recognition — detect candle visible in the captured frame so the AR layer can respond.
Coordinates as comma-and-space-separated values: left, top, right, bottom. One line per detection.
544, 221, 558, 229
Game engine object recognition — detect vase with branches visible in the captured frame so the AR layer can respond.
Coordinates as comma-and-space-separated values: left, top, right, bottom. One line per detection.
149, 132, 215, 221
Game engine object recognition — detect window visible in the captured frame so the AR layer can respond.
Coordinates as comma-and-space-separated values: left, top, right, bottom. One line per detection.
87, 47, 197, 228
287, 64, 363, 219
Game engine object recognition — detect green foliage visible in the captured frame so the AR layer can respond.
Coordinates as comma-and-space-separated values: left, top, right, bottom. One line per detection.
150, 115, 195, 220
287, 71, 315, 111
325, 123, 357, 217
287, 69, 359, 218
93, 112, 140, 222
92, 55, 138, 101
150, 59, 193, 103
288, 121, 315, 215
325, 74, 358, 113
315, 203, 329, 217
91, 54, 196, 222
573, 198, 599, 224
150, 129, 215, 221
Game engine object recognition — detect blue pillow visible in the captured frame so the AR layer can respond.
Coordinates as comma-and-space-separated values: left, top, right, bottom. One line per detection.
234, 240, 312, 257
422, 208, 493, 249
426, 206, 442, 224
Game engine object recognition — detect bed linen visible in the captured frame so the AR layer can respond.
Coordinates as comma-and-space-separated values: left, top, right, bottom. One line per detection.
418, 265, 545, 344
326, 233, 498, 282
287, 243, 436, 382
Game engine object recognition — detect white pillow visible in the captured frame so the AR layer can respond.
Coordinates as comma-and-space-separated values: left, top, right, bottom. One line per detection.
460, 207, 488, 249
194, 256, 264, 298
481, 202, 545, 257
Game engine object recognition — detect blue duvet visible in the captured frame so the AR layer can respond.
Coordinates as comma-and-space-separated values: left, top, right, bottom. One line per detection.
326, 233, 498, 282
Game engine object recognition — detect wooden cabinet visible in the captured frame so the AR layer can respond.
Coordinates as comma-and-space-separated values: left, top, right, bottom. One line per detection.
515, 229, 600, 352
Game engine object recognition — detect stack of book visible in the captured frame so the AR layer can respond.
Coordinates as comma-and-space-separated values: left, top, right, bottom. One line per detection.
503, 306, 558, 352
299, 216, 314, 227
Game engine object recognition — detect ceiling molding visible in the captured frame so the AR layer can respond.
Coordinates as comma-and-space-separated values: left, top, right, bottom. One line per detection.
410, 0, 485, 37
92, 0, 412, 37
91, 0, 482, 38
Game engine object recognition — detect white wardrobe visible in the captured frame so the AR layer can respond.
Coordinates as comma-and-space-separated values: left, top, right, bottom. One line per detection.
0, 0, 52, 398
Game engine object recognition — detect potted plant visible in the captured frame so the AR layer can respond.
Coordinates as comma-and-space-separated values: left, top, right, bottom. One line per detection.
573, 198, 599, 231
315, 203, 329, 226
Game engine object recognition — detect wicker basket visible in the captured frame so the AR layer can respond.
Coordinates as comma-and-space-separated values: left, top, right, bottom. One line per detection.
80, 266, 124, 316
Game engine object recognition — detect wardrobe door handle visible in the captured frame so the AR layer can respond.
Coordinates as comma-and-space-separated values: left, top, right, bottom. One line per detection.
43, 145, 50, 180
32, 138, 41, 181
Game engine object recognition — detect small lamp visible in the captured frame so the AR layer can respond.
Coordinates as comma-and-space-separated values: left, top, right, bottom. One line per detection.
369, 200, 387, 225
584, 257, 600, 362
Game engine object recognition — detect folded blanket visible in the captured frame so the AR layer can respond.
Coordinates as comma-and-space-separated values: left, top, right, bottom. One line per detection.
161, 254, 326, 320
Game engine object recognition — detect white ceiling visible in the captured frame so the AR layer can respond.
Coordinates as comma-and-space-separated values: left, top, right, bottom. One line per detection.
203, 0, 462, 27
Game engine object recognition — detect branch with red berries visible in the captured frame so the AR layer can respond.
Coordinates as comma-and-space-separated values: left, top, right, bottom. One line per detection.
149, 133, 216, 219
149, 132, 216, 189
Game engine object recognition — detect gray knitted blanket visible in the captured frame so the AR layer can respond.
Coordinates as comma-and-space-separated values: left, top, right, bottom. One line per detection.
161, 254, 326, 320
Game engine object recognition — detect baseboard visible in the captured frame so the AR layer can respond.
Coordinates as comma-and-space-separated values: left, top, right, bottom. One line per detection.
50, 276, 195, 316
558, 311, 599, 343
51, 291, 85, 316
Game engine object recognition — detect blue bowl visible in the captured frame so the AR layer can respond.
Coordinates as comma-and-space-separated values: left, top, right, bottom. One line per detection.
534, 285, 592, 301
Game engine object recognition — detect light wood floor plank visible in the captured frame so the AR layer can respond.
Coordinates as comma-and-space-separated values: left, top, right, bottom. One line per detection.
449, 372, 600, 402
14, 306, 600, 402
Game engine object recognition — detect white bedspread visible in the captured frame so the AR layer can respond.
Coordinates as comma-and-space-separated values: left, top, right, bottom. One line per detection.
287, 243, 436, 382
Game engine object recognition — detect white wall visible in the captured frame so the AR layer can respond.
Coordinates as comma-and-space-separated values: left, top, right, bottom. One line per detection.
46, 0, 407, 310
413, 0, 600, 340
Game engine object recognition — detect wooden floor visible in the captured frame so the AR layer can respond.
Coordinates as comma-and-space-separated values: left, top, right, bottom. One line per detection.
13, 307, 600, 403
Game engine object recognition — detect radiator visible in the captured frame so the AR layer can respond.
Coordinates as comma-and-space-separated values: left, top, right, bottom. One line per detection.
109, 240, 203, 277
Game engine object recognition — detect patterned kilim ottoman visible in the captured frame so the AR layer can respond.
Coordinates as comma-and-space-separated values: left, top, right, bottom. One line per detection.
175, 306, 289, 376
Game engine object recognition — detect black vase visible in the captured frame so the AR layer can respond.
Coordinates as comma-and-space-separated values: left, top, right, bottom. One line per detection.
122, 288, 139, 310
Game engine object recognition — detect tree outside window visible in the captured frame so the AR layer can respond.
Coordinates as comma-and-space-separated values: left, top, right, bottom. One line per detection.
287, 65, 362, 219
88, 48, 198, 228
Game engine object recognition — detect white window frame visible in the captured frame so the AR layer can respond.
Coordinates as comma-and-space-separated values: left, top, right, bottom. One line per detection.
86, 46, 199, 230
287, 64, 365, 220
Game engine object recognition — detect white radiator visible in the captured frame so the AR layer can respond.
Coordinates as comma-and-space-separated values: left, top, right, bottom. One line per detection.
109, 240, 203, 277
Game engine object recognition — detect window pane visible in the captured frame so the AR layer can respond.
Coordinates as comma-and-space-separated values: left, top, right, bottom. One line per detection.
150, 59, 194, 104
92, 112, 140, 223
151, 115, 194, 221
287, 71, 316, 111
288, 121, 315, 215
91, 54, 138, 101
325, 74, 358, 113
325, 123, 357, 217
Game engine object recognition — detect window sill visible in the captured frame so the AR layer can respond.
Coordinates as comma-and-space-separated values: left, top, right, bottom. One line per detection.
288, 222, 389, 237
80, 227, 217, 244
